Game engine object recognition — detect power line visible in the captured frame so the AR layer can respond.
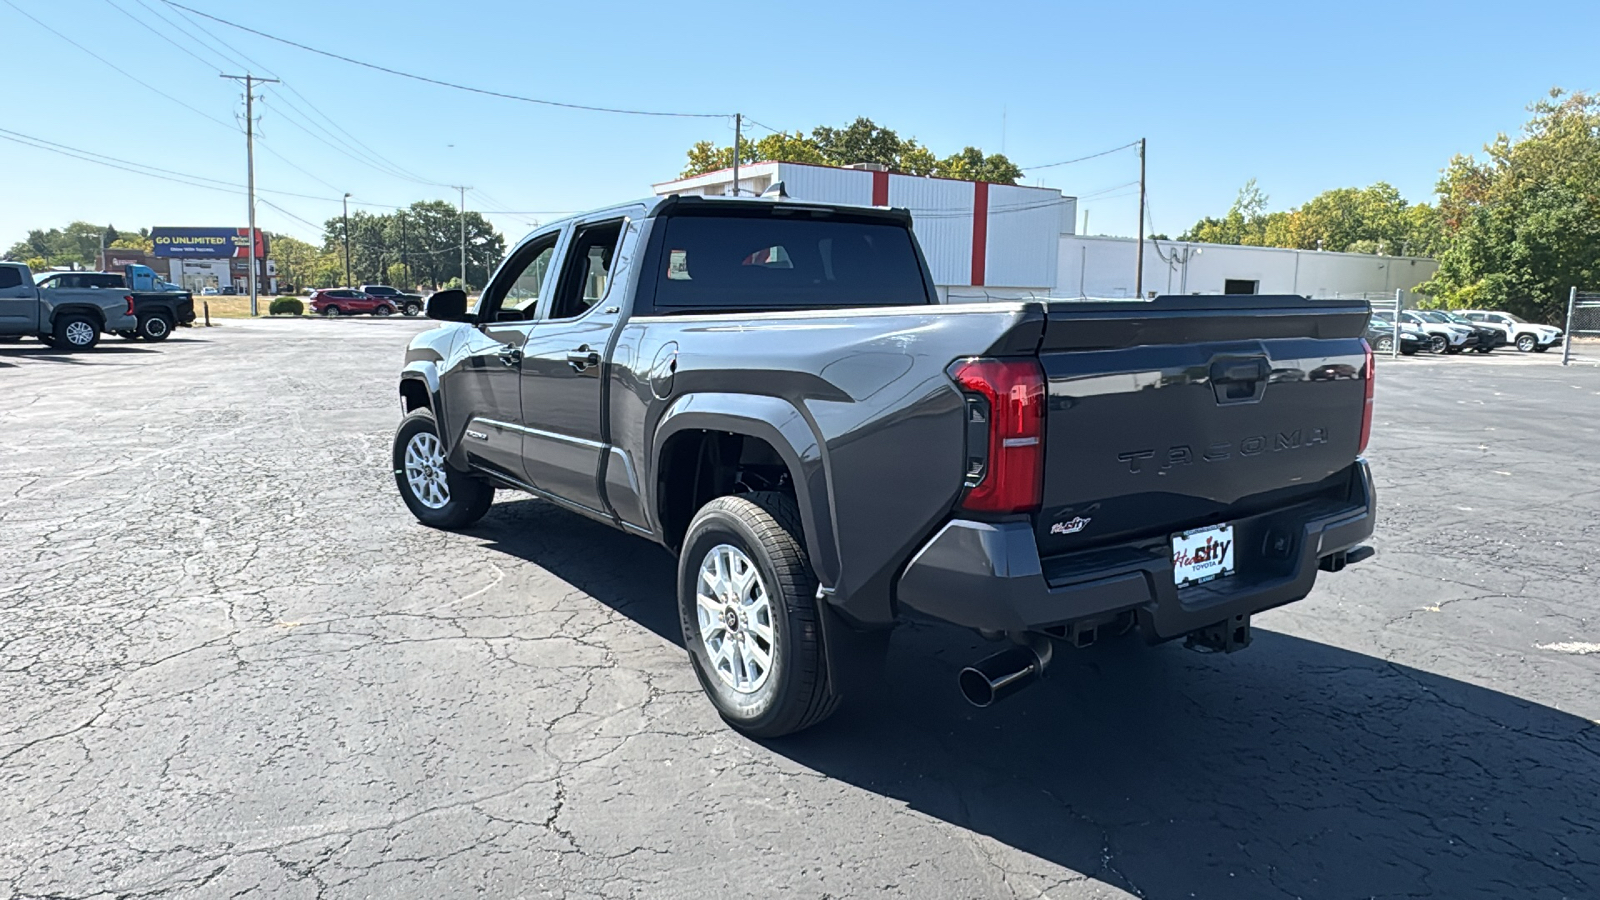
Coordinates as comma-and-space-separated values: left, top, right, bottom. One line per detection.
161, 1, 731, 119
3, 0, 236, 133
99, 0, 220, 72
151, 0, 453, 189
1022, 140, 1140, 171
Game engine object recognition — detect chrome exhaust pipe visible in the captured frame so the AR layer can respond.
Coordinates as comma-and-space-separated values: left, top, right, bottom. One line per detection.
958, 639, 1052, 708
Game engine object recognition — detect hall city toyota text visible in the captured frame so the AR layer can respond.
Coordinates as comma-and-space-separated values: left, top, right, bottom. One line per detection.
1117, 428, 1331, 474
1173, 534, 1233, 568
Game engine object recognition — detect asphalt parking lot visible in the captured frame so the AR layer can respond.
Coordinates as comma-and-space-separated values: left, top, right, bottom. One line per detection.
2, 319, 1598, 899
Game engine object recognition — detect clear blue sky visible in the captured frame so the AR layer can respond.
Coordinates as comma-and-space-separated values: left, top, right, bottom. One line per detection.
3, 0, 1596, 251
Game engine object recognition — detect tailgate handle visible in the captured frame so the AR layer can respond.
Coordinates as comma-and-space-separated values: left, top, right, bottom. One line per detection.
1210, 359, 1269, 384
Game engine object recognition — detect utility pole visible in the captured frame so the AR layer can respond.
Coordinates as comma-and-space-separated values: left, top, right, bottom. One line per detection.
399, 211, 409, 288
731, 114, 741, 198
1134, 137, 1146, 301
221, 73, 279, 316
456, 186, 471, 289
341, 193, 352, 287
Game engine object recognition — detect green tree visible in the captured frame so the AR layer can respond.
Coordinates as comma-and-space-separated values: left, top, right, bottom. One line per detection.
678, 117, 1021, 184
5, 221, 147, 268
1419, 89, 1600, 321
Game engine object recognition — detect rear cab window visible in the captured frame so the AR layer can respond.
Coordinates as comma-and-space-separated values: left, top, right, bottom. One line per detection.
650, 210, 931, 313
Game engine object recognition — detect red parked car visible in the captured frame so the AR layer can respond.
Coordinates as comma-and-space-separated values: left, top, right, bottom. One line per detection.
307, 288, 395, 317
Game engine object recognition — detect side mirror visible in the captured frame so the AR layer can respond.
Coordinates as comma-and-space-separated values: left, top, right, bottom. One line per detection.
426, 289, 471, 322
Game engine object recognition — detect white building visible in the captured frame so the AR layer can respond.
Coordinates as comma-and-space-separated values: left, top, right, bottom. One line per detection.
653, 161, 1437, 302
1058, 235, 1437, 300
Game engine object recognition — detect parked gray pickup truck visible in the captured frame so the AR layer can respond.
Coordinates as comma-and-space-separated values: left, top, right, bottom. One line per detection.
0, 261, 137, 350
392, 195, 1377, 736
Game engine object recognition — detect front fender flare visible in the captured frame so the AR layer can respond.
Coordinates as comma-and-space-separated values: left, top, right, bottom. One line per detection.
399, 362, 451, 449
653, 393, 839, 590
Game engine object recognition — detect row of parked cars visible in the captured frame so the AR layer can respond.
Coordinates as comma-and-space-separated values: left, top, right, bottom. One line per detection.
1366, 309, 1565, 356
0, 262, 196, 350
305, 285, 429, 318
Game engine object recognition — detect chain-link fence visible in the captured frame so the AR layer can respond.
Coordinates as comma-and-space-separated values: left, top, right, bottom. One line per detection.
1562, 288, 1600, 366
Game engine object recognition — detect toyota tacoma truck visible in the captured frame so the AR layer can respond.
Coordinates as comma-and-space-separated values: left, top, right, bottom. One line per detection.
391, 195, 1378, 737
0, 261, 138, 350
33, 268, 195, 342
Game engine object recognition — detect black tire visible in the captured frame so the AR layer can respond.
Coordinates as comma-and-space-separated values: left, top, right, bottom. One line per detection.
1428, 334, 1448, 354
1374, 335, 1395, 353
392, 408, 493, 530
52, 313, 100, 351
402, 302, 422, 317
116, 330, 139, 340
374, 305, 394, 317
1401, 346, 1417, 356
323, 305, 341, 318
1516, 334, 1537, 352
1446, 345, 1463, 355
678, 492, 840, 738
138, 314, 173, 341
1474, 344, 1494, 353
1534, 344, 1550, 353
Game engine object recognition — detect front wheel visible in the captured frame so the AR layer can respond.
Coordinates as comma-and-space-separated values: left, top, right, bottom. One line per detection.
402, 303, 422, 317
1516, 334, 1537, 352
374, 305, 394, 317
323, 306, 341, 318
1475, 345, 1494, 354
679, 492, 840, 738
1429, 335, 1449, 354
1373, 335, 1395, 353
1534, 344, 1550, 353
392, 408, 494, 529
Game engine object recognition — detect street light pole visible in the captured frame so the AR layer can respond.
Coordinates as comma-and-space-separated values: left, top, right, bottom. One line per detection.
456, 185, 471, 290
342, 193, 352, 287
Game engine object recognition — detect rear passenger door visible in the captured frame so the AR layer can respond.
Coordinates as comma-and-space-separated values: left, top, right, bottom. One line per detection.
517, 215, 635, 514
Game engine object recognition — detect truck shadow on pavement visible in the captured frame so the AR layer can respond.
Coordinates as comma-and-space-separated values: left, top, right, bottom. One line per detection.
474, 497, 1599, 899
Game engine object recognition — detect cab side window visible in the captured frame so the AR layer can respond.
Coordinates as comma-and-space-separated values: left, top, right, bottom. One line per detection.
486, 234, 559, 321
550, 220, 625, 320
0, 267, 23, 290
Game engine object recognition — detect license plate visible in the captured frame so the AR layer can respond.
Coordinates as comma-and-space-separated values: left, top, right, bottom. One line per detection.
1172, 523, 1236, 588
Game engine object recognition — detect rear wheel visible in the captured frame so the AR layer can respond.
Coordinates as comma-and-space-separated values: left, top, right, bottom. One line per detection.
138, 314, 173, 341
323, 305, 341, 318
1516, 334, 1537, 352
393, 408, 493, 530
53, 314, 100, 351
679, 492, 840, 738
374, 305, 394, 317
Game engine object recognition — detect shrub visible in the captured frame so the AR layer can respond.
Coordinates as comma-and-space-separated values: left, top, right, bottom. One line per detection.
268, 297, 304, 316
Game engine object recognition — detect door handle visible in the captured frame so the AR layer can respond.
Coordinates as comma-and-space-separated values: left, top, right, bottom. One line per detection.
565, 346, 601, 371
497, 345, 523, 367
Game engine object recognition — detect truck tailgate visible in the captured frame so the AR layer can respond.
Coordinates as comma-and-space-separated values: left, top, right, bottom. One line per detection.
1033, 296, 1370, 558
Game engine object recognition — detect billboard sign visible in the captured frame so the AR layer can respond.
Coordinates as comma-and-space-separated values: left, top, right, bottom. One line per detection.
151, 227, 267, 259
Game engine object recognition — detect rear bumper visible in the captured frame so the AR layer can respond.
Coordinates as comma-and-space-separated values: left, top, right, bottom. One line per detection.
895, 460, 1376, 639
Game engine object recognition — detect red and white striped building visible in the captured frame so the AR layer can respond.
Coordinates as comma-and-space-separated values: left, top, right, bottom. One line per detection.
652, 161, 1077, 302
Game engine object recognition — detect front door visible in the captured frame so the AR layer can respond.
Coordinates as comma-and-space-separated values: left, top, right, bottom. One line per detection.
0, 266, 38, 333
447, 232, 561, 484
518, 217, 632, 514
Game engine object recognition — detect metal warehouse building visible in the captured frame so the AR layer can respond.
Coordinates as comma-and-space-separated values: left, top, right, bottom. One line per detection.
653, 161, 1437, 301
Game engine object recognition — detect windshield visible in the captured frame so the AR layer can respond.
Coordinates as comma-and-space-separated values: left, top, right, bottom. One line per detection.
1439, 312, 1471, 324
1416, 311, 1451, 323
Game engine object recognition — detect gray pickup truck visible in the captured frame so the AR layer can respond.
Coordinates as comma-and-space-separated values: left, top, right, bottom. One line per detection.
0, 262, 138, 350
392, 195, 1378, 737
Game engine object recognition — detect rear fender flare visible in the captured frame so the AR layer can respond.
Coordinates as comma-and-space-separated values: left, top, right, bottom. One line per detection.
653, 393, 839, 589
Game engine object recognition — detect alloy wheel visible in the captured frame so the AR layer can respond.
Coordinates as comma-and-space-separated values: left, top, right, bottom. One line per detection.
696, 543, 775, 694
403, 431, 450, 509
65, 321, 95, 346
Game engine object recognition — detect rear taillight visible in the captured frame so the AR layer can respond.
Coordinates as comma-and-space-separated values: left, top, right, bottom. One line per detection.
1359, 340, 1375, 454
947, 358, 1045, 514
125, 295, 135, 316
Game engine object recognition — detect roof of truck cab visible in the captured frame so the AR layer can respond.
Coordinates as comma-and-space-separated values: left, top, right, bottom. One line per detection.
522, 194, 911, 239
